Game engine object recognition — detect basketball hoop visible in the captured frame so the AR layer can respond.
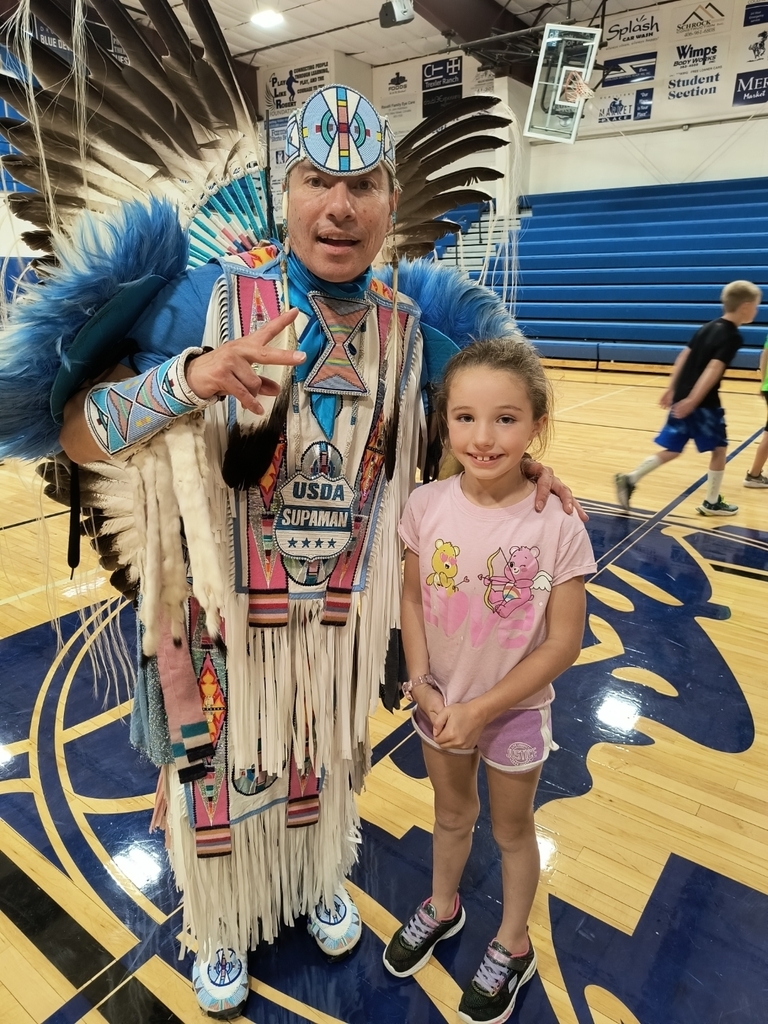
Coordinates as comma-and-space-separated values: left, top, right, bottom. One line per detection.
558, 69, 595, 105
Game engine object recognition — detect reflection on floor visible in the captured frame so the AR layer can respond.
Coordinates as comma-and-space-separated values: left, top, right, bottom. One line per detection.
1, 488, 766, 1024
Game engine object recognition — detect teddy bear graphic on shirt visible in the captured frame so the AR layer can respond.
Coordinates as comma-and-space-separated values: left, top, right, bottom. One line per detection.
479, 545, 552, 618
426, 538, 470, 596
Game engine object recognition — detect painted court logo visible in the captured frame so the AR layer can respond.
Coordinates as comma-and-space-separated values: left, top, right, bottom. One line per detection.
677, 3, 725, 36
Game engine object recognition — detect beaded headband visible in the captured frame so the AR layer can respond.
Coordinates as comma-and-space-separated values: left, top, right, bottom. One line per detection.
284, 84, 396, 179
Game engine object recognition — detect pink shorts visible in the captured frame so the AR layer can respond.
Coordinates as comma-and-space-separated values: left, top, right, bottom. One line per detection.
412, 703, 554, 773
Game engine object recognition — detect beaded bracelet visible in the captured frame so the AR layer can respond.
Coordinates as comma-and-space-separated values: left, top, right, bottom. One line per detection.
401, 673, 438, 701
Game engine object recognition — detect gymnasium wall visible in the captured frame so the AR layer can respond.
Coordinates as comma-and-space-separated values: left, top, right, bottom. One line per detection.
528, 117, 768, 193
529, 0, 768, 194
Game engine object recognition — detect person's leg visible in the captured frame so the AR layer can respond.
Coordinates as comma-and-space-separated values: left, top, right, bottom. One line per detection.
705, 445, 727, 502
423, 741, 482, 918
696, 409, 738, 515
456, 761, 541, 1024
485, 764, 542, 955
747, 431, 768, 481
615, 412, 690, 510
383, 739, 479, 977
630, 449, 680, 481
746, 397, 768, 483
615, 449, 679, 509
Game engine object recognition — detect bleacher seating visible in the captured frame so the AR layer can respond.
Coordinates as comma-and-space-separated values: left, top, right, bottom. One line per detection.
484, 177, 768, 368
433, 202, 492, 261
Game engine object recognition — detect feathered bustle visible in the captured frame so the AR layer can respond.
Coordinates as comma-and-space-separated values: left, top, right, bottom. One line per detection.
0, 196, 188, 460
375, 259, 517, 350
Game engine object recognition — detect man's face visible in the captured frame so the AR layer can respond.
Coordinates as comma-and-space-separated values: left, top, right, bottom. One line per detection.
286, 162, 396, 283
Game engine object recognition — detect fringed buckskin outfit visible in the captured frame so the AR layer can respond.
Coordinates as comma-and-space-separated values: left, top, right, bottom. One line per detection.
125, 243, 424, 953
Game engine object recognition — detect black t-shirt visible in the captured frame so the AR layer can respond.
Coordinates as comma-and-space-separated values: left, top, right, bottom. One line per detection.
673, 318, 743, 408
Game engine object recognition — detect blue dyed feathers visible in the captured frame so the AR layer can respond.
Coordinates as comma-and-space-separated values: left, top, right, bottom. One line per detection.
0, 197, 188, 460
376, 258, 517, 354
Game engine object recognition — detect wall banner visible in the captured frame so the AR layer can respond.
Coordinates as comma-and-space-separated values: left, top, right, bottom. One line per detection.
602, 10, 662, 50
263, 61, 332, 115
372, 50, 489, 139
732, 66, 768, 100
421, 56, 463, 117
674, 2, 729, 38
581, 0, 768, 133
601, 51, 658, 86
743, 0, 768, 25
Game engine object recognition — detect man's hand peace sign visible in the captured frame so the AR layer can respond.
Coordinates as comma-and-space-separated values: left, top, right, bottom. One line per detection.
185, 309, 305, 416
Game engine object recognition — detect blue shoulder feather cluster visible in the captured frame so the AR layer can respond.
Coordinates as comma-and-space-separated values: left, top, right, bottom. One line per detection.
375, 258, 517, 349
0, 197, 188, 460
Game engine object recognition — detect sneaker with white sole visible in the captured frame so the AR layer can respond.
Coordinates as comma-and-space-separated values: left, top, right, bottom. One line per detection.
308, 885, 362, 957
458, 937, 537, 1024
192, 947, 249, 1020
696, 495, 738, 516
614, 473, 635, 511
744, 472, 768, 488
383, 896, 465, 977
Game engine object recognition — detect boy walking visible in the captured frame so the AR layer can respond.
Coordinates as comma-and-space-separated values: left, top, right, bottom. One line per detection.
615, 280, 762, 516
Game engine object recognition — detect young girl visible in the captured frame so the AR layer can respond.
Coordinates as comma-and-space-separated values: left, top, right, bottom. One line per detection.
383, 338, 596, 1024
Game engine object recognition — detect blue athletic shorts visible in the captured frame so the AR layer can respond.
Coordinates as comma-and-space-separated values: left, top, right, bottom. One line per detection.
654, 406, 728, 454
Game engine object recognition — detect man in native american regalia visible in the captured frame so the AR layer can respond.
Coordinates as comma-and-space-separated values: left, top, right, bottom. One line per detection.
0, 85, 576, 1019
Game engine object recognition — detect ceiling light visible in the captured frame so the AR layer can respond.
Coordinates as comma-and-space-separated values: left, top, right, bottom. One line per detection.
251, 8, 284, 28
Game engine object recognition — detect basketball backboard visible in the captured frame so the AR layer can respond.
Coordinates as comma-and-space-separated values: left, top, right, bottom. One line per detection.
523, 24, 601, 144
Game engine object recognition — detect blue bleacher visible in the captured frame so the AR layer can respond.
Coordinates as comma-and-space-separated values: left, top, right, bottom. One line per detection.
486, 177, 768, 367
433, 202, 492, 259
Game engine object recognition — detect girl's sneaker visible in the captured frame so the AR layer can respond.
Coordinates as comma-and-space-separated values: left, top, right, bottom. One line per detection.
458, 937, 537, 1024
382, 897, 466, 977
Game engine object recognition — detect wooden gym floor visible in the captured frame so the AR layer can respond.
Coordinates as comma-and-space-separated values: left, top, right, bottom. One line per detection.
0, 367, 766, 1024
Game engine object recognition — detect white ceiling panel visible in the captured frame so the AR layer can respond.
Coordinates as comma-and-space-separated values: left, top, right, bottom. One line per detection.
160, 0, 456, 67
150, 0, 612, 72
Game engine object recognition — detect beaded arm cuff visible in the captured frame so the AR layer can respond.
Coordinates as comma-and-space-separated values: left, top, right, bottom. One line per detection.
85, 347, 210, 456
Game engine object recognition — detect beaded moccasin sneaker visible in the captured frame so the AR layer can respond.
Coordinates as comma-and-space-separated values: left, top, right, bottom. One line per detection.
192, 947, 249, 1020
308, 885, 362, 958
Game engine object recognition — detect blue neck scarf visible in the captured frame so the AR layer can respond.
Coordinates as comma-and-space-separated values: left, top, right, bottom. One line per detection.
287, 250, 372, 440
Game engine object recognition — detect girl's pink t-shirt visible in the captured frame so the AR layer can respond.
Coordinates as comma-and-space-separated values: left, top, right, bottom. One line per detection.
399, 474, 597, 709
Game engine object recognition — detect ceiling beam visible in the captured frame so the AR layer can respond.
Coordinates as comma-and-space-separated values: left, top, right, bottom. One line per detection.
413, 0, 529, 42
413, 0, 538, 81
